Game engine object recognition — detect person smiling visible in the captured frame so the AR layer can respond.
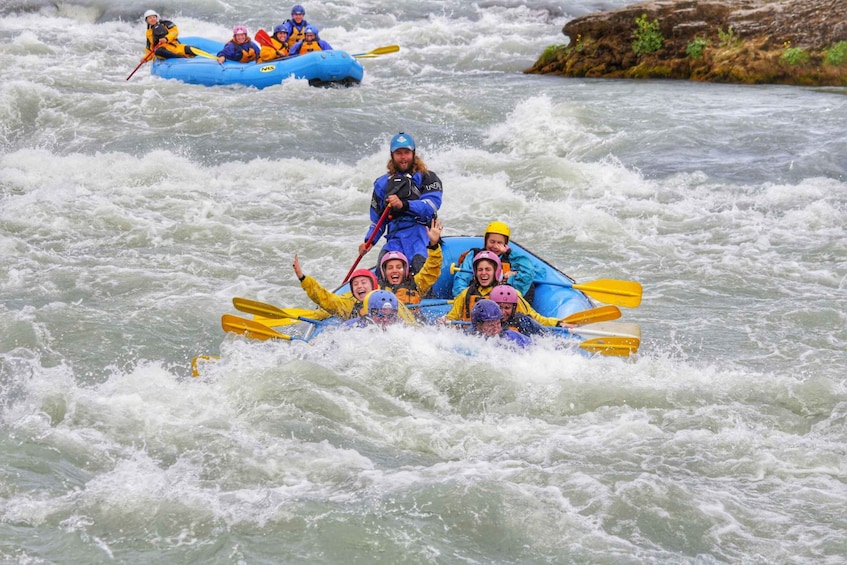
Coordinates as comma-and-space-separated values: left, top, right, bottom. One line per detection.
359, 132, 443, 275
293, 255, 377, 320
289, 25, 333, 55
443, 251, 503, 322
377, 218, 443, 306
216, 25, 259, 63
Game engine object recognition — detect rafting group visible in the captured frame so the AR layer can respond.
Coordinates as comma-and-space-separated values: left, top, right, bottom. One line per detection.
215, 132, 644, 359
127, 6, 391, 87
138, 5, 328, 64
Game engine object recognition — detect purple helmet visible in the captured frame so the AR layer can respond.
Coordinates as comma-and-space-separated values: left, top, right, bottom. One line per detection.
233, 25, 248, 36
380, 251, 409, 280
472, 250, 503, 283
471, 299, 502, 323
489, 285, 519, 304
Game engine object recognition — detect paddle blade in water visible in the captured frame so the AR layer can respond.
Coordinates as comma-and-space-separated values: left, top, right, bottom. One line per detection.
579, 336, 640, 357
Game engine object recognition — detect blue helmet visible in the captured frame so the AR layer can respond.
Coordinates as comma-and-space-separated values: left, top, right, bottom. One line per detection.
291, 4, 305, 15
304, 25, 318, 36
365, 290, 398, 315
390, 132, 415, 153
471, 299, 503, 324
273, 23, 289, 35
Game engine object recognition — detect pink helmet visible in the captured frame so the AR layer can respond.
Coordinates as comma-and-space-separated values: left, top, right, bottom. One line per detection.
472, 250, 503, 283
489, 285, 518, 304
379, 251, 409, 280
233, 25, 248, 35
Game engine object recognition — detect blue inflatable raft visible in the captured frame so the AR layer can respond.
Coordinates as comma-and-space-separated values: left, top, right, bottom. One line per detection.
301, 236, 597, 339
151, 37, 364, 88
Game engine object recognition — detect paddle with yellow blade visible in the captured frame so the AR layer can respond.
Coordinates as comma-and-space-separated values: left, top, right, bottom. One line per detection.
450, 263, 642, 308
351, 45, 399, 59
552, 321, 641, 340
188, 47, 217, 60
561, 305, 621, 325
222, 314, 311, 343
578, 336, 640, 357
232, 297, 330, 326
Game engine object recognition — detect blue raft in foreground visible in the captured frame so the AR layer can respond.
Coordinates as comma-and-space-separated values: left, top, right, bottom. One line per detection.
201, 236, 643, 375
151, 37, 364, 88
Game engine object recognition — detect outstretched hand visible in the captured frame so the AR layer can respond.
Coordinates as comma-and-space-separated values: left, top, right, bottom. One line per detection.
293, 254, 304, 279
427, 218, 443, 246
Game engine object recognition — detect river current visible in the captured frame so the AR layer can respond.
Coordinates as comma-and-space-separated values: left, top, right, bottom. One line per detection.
1, 1, 845, 563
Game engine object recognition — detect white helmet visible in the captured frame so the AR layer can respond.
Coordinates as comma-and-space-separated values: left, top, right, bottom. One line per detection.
143, 10, 159, 20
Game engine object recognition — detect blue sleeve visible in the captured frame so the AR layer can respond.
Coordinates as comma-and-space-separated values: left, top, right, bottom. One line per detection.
290, 41, 302, 55
451, 251, 474, 297
217, 42, 235, 58
405, 171, 442, 223
506, 250, 536, 296
320, 40, 333, 50
506, 331, 532, 348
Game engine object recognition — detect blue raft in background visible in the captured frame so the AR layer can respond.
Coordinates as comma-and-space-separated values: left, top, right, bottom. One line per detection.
151, 36, 364, 88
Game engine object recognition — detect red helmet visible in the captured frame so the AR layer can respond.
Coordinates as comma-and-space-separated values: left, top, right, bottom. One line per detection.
489, 285, 518, 304
472, 250, 502, 283
379, 251, 409, 280
349, 269, 378, 291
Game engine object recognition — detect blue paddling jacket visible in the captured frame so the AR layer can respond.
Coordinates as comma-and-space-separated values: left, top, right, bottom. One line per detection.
364, 171, 443, 269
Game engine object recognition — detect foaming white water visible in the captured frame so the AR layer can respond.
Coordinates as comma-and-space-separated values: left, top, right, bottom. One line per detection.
2, 0, 847, 562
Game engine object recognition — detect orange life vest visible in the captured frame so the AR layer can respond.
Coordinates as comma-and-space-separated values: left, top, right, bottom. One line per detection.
297, 41, 323, 54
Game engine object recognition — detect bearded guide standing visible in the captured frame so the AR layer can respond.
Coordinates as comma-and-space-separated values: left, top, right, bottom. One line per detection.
359, 132, 443, 275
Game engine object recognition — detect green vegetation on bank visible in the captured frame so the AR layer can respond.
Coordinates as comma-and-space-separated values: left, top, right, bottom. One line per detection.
825, 41, 847, 66
632, 14, 663, 55
531, 11, 847, 86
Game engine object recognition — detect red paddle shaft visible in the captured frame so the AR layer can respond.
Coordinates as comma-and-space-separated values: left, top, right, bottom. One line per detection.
343, 206, 392, 283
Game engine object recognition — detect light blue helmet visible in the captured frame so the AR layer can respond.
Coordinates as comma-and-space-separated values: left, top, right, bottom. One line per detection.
365, 290, 398, 314
471, 299, 502, 323
291, 4, 305, 15
304, 25, 318, 36
390, 132, 415, 153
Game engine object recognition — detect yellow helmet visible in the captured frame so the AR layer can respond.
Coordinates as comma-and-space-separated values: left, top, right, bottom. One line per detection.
484, 221, 510, 243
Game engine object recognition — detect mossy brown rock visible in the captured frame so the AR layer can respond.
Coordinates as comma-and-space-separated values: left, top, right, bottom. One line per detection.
526, 0, 847, 86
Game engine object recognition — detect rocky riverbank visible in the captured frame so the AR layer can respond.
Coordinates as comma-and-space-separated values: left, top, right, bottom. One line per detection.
526, 0, 847, 86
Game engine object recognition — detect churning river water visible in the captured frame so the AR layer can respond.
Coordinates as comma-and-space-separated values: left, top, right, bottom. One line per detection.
1, 0, 846, 562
